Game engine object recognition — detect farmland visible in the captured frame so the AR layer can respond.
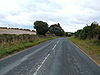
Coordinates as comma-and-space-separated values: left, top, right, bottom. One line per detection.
0, 29, 36, 35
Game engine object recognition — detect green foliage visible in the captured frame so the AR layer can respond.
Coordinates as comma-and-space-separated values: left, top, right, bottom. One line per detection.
75, 21, 100, 40
49, 23, 64, 36
65, 32, 73, 37
65, 32, 68, 36
34, 21, 49, 36
75, 29, 82, 38
95, 26, 100, 40
33, 21, 65, 36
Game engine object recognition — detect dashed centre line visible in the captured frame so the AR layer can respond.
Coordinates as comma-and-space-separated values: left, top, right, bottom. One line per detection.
33, 54, 50, 75
57, 41, 59, 44
33, 40, 60, 75
52, 44, 57, 50
52, 40, 60, 50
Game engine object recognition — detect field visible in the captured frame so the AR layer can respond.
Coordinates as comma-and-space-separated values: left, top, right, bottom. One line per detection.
0, 29, 36, 35
69, 37, 100, 64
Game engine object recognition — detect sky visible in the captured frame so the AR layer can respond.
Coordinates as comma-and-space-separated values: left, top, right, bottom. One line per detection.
0, 0, 100, 32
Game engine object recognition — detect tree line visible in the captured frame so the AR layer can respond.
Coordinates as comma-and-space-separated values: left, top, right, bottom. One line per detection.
0, 27, 35, 32
74, 22, 100, 41
33, 20, 65, 36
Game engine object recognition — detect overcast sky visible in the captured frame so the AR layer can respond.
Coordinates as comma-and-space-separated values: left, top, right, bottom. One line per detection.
0, 0, 100, 32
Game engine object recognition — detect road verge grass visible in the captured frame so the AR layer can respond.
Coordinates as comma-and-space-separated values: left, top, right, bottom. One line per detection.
69, 37, 100, 65
0, 37, 58, 59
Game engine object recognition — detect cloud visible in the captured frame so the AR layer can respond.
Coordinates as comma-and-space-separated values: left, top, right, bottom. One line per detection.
0, 0, 100, 32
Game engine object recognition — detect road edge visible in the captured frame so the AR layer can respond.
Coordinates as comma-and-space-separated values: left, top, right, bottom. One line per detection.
68, 39, 100, 67
0, 38, 57, 61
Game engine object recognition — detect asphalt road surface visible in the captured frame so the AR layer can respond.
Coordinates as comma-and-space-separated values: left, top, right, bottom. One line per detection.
0, 38, 100, 75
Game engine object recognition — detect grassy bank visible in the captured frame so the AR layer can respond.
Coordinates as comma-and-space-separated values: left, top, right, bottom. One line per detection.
69, 37, 100, 64
0, 35, 58, 58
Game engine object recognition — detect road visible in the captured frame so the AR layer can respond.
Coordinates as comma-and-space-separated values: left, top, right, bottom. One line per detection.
0, 38, 100, 75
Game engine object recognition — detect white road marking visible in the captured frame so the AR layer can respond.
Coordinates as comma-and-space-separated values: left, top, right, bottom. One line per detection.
70, 40, 100, 67
0, 41, 53, 75
57, 40, 60, 44
33, 40, 60, 75
52, 40, 60, 50
52, 44, 57, 50
33, 54, 50, 75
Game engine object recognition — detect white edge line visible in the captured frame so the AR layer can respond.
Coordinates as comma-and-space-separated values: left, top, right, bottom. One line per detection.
33, 54, 50, 75
70, 40, 100, 67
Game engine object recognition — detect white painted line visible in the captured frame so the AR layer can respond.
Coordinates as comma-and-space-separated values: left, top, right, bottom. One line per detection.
52, 44, 57, 50
70, 40, 100, 67
52, 40, 60, 50
57, 40, 60, 44
33, 40, 60, 75
33, 54, 50, 75
0, 41, 53, 75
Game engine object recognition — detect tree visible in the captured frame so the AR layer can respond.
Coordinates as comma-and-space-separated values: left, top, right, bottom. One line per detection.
34, 21, 49, 36
74, 21, 99, 40
65, 32, 68, 37
89, 22, 98, 38
49, 23, 64, 36
95, 26, 100, 41
75, 29, 82, 38
65, 32, 73, 37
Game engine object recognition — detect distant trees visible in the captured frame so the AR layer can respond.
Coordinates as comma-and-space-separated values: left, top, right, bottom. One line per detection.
49, 23, 64, 36
33, 21, 65, 36
75, 22, 100, 41
34, 21, 49, 36
65, 32, 68, 36
65, 32, 73, 37
95, 26, 100, 40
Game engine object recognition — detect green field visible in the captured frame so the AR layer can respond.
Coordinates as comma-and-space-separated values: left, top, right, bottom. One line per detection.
69, 37, 100, 64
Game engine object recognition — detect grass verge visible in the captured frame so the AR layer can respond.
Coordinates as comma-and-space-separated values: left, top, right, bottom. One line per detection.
69, 37, 100, 65
0, 37, 58, 59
